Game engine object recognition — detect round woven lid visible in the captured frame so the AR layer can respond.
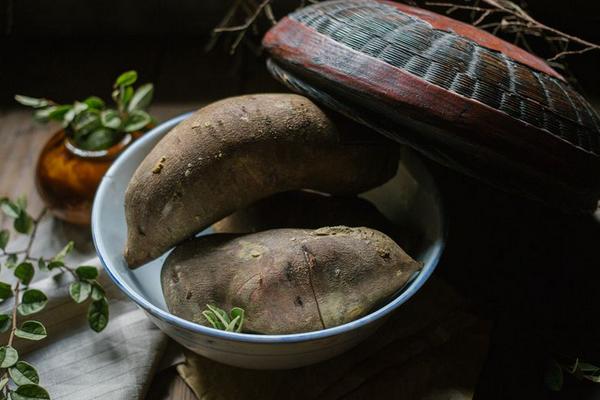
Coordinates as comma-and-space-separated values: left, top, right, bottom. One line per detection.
263, 0, 600, 212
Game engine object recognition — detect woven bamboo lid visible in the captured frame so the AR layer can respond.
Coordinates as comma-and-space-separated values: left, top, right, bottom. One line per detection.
263, 0, 600, 212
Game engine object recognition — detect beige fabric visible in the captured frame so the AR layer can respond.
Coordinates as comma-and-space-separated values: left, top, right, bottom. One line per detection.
0, 258, 168, 400
177, 278, 489, 400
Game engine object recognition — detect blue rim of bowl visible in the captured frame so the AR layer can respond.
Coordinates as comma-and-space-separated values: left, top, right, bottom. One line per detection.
92, 113, 447, 344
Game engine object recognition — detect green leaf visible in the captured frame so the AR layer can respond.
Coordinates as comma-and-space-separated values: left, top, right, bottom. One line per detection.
127, 83, 154, 112
75, 266, 98, 280
73, 101, 89, 115
100, 109, 121, 129
52, 241, 74, 263
46, 260, 64, 270
88, 298, 109, 332
15, 196, 27, 211
9, 361, 39, 386
90, 281, 105, 301
18, 289, 48, 316
206, 304, 230, 328
14, 212, 33, 234
230, 307, 245, 333
202, 305, 245, 332
47, 104, 72, 122
114, 70, 138, 87
14, 263, 34, 285
0, 376, 8, 390
71, 110, 100, 135
15, 321, 47, 341
69, 281, 91, 303
32, 106, 58, 123
10, 384, 50, 400
14, 95, 50, 109
79, 128, 115, 151
0, 282, 12, 300
120, 86, 134, 108
202, 310, 222, 330
6, 254, 18, 269
1, 200, 20, 218
37, 259, 46, 271
0, 346, 18, 368
0, 314, 11, 333
0, 229, 9, 250
123, 110, 151, 132
84, 96, 105, 110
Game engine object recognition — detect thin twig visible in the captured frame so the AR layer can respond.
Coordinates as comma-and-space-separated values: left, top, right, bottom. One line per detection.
426, 0, 600, 61
24, 208, 47, 259
7, 282, 20, 347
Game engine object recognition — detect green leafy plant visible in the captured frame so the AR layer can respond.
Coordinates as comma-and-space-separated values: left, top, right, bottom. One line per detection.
15, 70, 154, 151
545, 356, 600, 391
0, 196, 109, 399
202, 305, 245, 333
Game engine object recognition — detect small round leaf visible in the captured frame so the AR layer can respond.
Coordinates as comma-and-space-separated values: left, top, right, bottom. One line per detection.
0, 314, 11, 333
0, 346, 19, 368
9, 361, 39, 386
0, 282, 12, 300
10, 384, 50, 400
0, 229, 9, 251
14, 263, 34, 286
90, 282, 105, 301
88, 298, 109, 332
15, 321, 47, 341
123, 110, 151, 132
75, 266, 98, 280
0, 200, 20, 218
18, 289, 48, 316
69, 281, 91, 304
14, 213, 33, 235
100, 110, 121, 129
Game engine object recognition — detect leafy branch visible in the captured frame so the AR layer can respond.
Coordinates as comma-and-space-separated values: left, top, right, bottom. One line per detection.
0, 196, 109, 399
15, 70, 155, 152
424, 0, 600, 62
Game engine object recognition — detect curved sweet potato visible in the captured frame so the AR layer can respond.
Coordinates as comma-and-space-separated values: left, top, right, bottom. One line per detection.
125, 94, 399, 267
161, 227, 421, 334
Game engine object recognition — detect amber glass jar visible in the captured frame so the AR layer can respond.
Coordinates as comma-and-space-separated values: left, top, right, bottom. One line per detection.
35, 130, 143, 225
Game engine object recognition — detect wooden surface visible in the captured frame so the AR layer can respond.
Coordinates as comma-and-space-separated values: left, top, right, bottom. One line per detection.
0, 105, 199, 400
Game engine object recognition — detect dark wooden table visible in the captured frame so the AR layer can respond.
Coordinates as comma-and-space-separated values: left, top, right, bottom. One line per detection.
0, 105, 198, 400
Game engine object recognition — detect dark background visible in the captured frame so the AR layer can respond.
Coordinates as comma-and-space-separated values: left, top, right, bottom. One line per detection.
0, 0, 599, 104
1, 1, 600, 399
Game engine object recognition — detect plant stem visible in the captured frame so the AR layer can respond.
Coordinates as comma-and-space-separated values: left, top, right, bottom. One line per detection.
7, 282, 20, 347
24, 208, 47, 259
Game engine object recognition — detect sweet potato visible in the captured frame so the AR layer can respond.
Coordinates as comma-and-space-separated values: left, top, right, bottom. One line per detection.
212, 190, 419, 251
124, 94, 399, 267
161, 226, 421, 334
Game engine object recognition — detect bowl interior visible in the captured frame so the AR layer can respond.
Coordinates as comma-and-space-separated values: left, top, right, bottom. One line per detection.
92, 113, 445, 340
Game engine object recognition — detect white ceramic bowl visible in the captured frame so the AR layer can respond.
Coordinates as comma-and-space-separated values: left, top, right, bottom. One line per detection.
92, 113, 446, 369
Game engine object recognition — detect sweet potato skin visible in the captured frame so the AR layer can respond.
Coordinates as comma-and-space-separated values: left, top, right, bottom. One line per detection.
124, 94, 399, 267
161, 227, 421, 334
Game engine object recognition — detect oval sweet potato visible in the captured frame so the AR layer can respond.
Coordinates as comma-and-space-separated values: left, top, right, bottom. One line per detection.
124, 94, 399, 267
161, 227, 421, 334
